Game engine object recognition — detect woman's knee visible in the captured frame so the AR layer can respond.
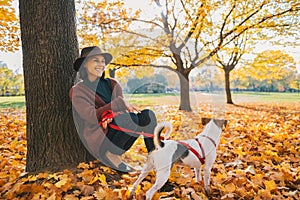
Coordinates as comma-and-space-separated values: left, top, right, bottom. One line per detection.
142, 109, 155, 116
109, 112, 140, 138
113, 112, 139, 128
129, 112, 139, 124
138, 109, 157, 126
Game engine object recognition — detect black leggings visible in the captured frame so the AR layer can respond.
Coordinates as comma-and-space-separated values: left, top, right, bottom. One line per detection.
99, 109, 157, 156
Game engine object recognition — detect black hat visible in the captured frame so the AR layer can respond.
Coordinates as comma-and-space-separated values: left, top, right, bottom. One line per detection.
73, 46, 113, 71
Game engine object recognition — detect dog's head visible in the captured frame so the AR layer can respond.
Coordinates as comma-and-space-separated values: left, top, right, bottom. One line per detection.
201, 117, 228, 128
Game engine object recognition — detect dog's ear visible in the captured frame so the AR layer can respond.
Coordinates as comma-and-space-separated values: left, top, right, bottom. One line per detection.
213, 119, 228, 128
201, 117, 212, 126
223, 120, 228, 128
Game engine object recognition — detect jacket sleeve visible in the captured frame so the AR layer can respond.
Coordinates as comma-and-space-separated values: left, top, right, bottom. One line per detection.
95, 96, 127, 120
70, 82, 127, 123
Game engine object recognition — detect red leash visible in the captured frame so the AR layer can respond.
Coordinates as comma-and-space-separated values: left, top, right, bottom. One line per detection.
99, 110, 205, 164
108, 123, 157, 138
99, 110, 159, 138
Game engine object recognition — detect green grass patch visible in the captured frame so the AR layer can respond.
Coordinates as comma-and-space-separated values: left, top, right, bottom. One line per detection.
0, 96, 26, 109
125, 93, 179, 106
127, 91, 300, 106
232, 92, 300, 103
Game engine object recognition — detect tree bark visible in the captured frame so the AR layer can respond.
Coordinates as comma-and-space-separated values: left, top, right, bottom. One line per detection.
224, 70, 234, 104
19, 0, 92, 172
178, 72, 192, 111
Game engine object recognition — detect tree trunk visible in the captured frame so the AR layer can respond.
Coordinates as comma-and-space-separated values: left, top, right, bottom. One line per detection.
19, 0, 92, 172
178, 72, 192, 111
224, 70, 234, 104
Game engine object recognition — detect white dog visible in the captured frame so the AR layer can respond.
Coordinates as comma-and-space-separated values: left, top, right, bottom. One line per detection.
130, 118, 227, 200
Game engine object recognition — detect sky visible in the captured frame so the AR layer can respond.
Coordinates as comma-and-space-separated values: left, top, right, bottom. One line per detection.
0, 0, 299, 74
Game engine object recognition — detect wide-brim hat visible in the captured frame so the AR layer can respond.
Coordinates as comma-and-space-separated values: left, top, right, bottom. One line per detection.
73, 46, 113, 71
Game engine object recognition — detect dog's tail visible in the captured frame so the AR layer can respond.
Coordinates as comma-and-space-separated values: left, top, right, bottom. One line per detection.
154, 121, 173, 149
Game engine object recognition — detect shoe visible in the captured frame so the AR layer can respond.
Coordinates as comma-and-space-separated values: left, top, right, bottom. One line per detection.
100, 152, 133, 173
118, 162, 134, 173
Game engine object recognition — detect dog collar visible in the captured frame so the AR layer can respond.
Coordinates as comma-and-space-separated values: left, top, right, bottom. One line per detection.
200, 135, 216, 147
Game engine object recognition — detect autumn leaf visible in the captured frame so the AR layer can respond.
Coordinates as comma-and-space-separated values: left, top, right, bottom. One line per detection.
0, 0, 20, 52
93, 188, 106, 200
88, 174, 107, 186
264, 180, 277, 193
77, 162, 90, 170
1, 102, 300, 199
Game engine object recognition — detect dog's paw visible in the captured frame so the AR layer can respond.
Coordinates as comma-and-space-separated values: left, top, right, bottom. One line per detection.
205, 187, 211, 196
128, 191, 135, 199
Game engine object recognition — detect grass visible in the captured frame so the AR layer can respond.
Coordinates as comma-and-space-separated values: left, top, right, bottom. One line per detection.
125, 93, 179, 106
232, 91, 300, 103
126, 91, 300, 106
0, 92, 299, 110
0, 96, 26, 110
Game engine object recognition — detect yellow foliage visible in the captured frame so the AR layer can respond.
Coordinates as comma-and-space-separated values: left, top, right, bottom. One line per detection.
0, 0, 20, 52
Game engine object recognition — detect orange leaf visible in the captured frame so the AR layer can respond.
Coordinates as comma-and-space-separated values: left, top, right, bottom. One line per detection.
264, 180, 277, 192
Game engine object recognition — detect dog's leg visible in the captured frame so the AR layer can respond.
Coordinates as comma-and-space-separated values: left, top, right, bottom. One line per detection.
146, 167, 171, 200
203, 154, 216, 196
194, 167, 202, 182
130, 157, 154, 198
203, 165, 212, 195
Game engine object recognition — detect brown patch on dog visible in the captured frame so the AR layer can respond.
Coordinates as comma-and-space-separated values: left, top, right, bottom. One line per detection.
201, 117, 212, 126
213, 119, 228, 128
201, 118, 228, 128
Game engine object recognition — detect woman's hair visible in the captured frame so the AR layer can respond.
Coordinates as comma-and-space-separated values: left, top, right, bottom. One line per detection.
78, 62, 88, 80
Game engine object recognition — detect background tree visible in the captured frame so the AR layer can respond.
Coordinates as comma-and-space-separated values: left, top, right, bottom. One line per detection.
243, 50, 297, 92
0, 62, 24, 96
10, 74, 24, 95
211, 0, 300, 103
0, 0, 20, 52
0, 62, 13, 95
19, 0, 90, 172
81, 0, 299, 111
290, 73, 300, 92
213, 32, 249, 104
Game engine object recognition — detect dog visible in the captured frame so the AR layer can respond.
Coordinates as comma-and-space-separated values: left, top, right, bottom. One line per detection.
130, 118, 227, 200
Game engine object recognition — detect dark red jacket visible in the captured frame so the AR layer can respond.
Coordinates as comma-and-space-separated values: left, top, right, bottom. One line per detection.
69, 79, 127, 157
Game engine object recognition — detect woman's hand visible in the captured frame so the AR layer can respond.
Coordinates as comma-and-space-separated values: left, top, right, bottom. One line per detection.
124, 100, 141, 113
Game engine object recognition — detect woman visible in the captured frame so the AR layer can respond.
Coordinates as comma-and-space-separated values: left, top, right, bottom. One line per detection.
69, 46, 157, 172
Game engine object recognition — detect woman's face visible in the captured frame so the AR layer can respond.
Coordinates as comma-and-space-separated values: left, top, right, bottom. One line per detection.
84, 55, 106, 81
